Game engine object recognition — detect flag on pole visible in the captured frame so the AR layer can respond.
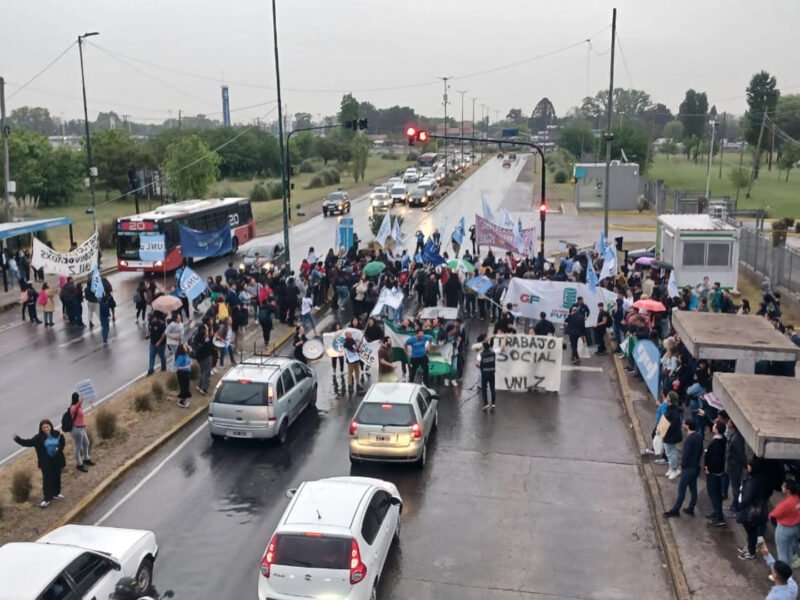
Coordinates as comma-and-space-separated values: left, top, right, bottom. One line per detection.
90, 266, 104, 299
498, 207, 515, 229
179, 266, 207, 301
452, 217, 465, 245
587, 259, 598, 293
596, 230, 607, 255
667, 270, 679, 299
422, 239, 445, 266
376, 210, 392, 246
391, 217, 403, 246
514, 217, 525, 253
598, 245, 617, 281
481, 193, 496, 224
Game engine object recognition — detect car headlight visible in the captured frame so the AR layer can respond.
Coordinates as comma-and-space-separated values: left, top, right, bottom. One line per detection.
154, 260, 163, 267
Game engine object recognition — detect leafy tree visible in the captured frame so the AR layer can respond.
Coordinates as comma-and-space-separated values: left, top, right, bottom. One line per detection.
661, 140, 679, 160
579, 88, 651, 125
557, 121, 594, 158
774, 94, 800, 141
728, 166, 750, 200
609, 125, 650, 170
41, 146, 82, 204
777, 145, 800, 182
506, 108, 525, 126
8, 106, 57, 135
294, 112, 313, 130
338, 94, 360, 140
314, 136, 338, 165
91, 129, 143, 194
640, 103, 674, 137
662, 120, 684, 141
529, 98, 557, 133
163, 135, 221, 200
350, 134, 370, 182
145, 128, 191, 166
745, 71, 780, 146
289, 131, 316, 164
678, 89, 708, 139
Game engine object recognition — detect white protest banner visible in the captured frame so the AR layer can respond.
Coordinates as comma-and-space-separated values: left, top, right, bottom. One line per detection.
370, 287, 404, 317
502, 278, 616, 327
32, 232, 99, 277
75, 379, 97, 404
322, 328, 380, 371
492, 334, 563, 392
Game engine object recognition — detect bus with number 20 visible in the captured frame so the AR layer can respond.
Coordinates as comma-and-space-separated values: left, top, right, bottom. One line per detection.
116, 197, 255, 273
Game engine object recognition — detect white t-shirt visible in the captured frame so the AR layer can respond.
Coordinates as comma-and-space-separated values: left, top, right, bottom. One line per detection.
301, 297, 313, 316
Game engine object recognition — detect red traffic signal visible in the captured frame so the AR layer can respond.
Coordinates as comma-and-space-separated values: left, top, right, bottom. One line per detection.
539, 203, 547, 215
405, 127, 429, 146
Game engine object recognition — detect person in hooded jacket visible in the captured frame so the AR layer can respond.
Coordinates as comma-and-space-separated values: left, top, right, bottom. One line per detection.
13, 420, 66, 507
737, 457, 774, 560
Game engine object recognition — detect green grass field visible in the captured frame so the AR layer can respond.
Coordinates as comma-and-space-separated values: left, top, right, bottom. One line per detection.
25, 156, 412, 251
648, 153, 800, 218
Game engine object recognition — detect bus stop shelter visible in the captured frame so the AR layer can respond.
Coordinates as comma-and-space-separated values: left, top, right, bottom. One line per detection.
672, 311, 800, 373
0, 217, 74, 291
713, 373, 800, 459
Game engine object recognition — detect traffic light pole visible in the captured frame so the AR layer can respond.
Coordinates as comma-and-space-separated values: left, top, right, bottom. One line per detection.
423, 133, 547, 268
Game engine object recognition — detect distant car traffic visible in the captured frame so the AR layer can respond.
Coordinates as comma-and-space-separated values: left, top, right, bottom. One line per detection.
258, 476, 402, 600
389, 184, 408, 204
0, 524, 159, 599
418, 179, 438, 199
322, 191, 351, 217
239, 241, 286, 271
403, 168, 419, 184
349, 382, 439, 468
369, 187, 392, 212
502, 159, 511, 168
407, 186, 429, 207
208, 356, 317, 444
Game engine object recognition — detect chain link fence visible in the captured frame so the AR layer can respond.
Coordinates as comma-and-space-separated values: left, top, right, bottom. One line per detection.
737, 225, 800, 294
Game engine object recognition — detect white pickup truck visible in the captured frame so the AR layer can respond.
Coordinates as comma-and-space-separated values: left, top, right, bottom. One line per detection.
0, 525, 158, 600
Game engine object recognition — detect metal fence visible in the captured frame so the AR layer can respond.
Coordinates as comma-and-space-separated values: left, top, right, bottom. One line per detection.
738, 225, 800, 294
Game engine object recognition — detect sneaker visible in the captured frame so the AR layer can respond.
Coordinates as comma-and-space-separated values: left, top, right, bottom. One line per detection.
738, 552, 757, 560
40, 500, 50, 508
682, 508, 695, 517
665, 469, 675, 478
196, 386, 207, 395
737, 546, 748, 555
669, 469, 681, 480
654, 458, 668, 464
712, 520, 727, 527
663, 510, 679, 518
491, 404, 496, 409
442, 379, 450, 387
482, 405, 490, 411
77, 465, 88, 473
84, 459, 95, 466
54, 494, 64, 500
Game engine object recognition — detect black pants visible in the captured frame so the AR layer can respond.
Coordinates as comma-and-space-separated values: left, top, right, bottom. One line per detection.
177, 370, 192, 400
260, 322, 272, 345
331, 356, 344, 372
41, 461, 62, 501
181, 297, 190, 319
569, 333, 580, 360
409, 356, 429, 386
595, 327, 606, 353
743, 520, 767, 555
481, 372, 496, 407
136, 301, 147, 321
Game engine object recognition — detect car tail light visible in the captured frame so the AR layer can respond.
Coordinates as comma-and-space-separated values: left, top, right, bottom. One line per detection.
349, 421, 358, 436
350, 539, 367, 584
260, 534, 278, 578
411, 422, 422, 439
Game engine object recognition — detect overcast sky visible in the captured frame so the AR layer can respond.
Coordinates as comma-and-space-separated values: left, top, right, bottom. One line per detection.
3, 0, 799, 126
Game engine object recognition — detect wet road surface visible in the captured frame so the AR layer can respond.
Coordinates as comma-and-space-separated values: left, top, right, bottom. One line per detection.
82, 321, 671, 599
0, 158, 524, 463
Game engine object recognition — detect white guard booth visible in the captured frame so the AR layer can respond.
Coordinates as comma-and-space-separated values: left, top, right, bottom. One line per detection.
656, 214, 739, 290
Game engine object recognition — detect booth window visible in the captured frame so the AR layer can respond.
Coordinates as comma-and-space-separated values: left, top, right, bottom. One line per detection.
682, 242, 705, 266
707, 242, 731, 266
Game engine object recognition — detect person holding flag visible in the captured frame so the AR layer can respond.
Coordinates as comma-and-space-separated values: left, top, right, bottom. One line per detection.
451, 217, 465, 256
91, 266, 111, 345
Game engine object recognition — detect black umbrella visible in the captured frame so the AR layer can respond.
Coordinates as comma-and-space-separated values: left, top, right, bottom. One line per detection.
650, 260, 674, 270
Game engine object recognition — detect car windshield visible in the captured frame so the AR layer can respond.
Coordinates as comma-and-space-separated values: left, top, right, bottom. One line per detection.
356, 402, 415, 426
273, 534, 350, 570
214, 381, 269, 406
391, 186, 405, 193
327, 193, 345, 201
247, 246, 273, 258
373, 188, 387, 194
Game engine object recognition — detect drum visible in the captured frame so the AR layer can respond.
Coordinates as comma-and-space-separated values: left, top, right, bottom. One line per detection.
302, 338, 325, 361
212, 338, 226, 349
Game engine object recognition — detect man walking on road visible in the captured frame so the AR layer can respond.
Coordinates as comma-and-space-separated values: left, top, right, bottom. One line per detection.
146, 313, 167, 375
476, 337, 497, 411
664, 419, 704, 518
405, 329, 434, 386
564, 306, 587, 365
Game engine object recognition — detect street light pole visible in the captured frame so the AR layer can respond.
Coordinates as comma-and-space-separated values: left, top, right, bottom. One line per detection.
602, 8, 616, 239
270, 0, 291, 268
704, 120, 717, 201
78, 32, 99, 231
1, 77, 11, 224
440, 77, 450, 176
470, 97, 477, 157
457, 90, 467, 161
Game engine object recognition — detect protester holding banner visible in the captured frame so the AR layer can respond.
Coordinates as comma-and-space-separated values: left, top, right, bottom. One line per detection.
343, 331, 362, 392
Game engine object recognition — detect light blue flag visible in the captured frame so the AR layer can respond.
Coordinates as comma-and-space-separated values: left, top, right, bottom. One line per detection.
179, 266, 207, 301
90, 266, 104, 299
452, 217, 465, 245
481, 193, 496, 224
599, 244, 617, 281
587, 259, 598, 293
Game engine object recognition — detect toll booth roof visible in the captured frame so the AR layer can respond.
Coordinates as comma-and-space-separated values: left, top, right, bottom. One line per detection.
673, 311, 800, 358
713, 373, 800, 459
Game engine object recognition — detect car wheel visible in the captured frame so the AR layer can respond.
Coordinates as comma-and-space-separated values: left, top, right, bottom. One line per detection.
276, 420, 288, 445
210, 432, 224, 442
308, 386, 317, 409
415, 444, 426, 469
432, 410, 438, 432
135, 557, 154, 595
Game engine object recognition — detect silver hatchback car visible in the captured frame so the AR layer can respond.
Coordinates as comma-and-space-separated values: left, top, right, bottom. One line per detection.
208, 356, 317, 444
349, 383, 439, 468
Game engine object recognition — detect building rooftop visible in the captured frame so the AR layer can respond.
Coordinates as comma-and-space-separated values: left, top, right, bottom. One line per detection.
657, 214, 736, 231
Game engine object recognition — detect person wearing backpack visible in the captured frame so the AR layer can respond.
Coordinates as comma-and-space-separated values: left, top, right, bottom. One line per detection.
39, 282, 56, 327
65, 392, 93, 472
13, 419, 66, 508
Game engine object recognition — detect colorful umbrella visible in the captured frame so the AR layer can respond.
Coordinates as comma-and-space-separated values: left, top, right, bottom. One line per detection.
152, 295, 183, 313
363, 261, 386, 277
635, 256, 655, 266
633, 299, 666, 312
447, 258, 475, 273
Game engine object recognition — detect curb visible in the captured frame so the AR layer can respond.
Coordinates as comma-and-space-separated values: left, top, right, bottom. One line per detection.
612, 355, 691, 600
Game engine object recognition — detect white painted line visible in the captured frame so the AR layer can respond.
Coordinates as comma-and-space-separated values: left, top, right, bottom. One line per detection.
0, 321, 26, 335
561, 366, 604, 372
94, 422, 207, 526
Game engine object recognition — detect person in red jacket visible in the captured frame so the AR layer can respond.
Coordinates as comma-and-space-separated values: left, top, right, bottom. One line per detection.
769, 479, 800, 564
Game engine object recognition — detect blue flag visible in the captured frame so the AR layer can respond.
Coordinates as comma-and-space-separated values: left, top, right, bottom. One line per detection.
90, 266, 104, 299
587, 258, 598, 293
452, 217, 465, 245
422, 240, 445, 266
178, 222, 232, 258
466, 275, 493, 296
179, 266, 207, 301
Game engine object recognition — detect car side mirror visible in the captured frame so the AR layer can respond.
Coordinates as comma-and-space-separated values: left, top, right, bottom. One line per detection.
429, 393, 439, 401
163, 592, 175, 598
389, 496, 402, 506
286, 488, 297, 498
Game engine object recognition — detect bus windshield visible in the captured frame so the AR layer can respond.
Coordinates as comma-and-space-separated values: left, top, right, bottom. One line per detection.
417, 153, 438, 168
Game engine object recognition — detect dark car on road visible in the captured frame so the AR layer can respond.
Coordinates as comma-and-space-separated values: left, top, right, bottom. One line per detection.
322, 191, 351, 217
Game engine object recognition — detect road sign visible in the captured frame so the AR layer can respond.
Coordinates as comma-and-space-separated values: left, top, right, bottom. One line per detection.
502, 129, 519, 138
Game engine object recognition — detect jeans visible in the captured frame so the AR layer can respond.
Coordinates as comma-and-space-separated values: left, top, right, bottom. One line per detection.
775, 523, 800, 564
409, 356, 429, 386
481, 373, 496, 407
686, 383, 705, 398
336, 286, 350, 310
302, 312, 316, 332
198, 355, 213, 393
664, 442, 679, 470
167, 344, 178, 371
44, 311, 54, 325
71, 426, 91, 467
148, 344, 167, 374
728, 467, 743, 511
465, 294, 476, 316
218, 345, 235, 366
706, 473, 724, 521
100, 316, 110, 343
613, 322, 622, 347
670, 467, 699, 513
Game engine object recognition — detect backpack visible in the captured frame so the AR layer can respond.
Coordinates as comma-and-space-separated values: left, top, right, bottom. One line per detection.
61, 407, 74, 433
37, 290, 48, 306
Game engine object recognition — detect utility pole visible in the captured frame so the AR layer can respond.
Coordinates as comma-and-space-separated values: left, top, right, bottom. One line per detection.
78, 32, 100, 231
602, 8, 617, 239
471, 97, 477, 157
440, 77, 450, 176
768, 119, 775, 171
457, 90, 467, 161
271, 0, 291, 267
746, 111, 767, 199
736, 137, 745, 205
718, 112, 726, 178
705, 120, 717, 200
1, 77, 11, 224
178, 109, 182, 129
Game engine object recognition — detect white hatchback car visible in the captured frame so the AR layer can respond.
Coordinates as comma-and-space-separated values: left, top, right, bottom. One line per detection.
258, 477, 402, 600
0, 525, 158, 600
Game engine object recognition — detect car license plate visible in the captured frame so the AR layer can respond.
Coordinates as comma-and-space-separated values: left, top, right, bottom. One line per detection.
375, 434, 390, 443
227, 430, 252, 439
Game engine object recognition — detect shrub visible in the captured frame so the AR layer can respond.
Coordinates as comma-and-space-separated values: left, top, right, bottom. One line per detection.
97, 220, 117, 250
249, 183, 270, 203
772, 220, 788, 231
95, 408, 118, 440
167, 376, 179, 391
406, 151, 419, 162
307, 174, 325, 189
780, 217, 795, 229
554, 170, 568, 184
321, 167, 340, 186
133, 393, 152, 412
267, 180, 283, 199
11, 471, 32, 503
299, 158, 319, 173
151, 381, 164, 400
381, 152, 399, 160
217, 186, 238, 198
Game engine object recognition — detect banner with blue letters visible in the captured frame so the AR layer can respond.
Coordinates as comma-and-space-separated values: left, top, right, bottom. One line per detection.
179, 266, 207, 301
632, 339, 661, 401
139, 233, 166, 262
178, 223, 232, 258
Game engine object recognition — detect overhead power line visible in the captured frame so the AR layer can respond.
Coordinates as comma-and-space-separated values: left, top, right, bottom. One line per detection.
7, 41, 77, 100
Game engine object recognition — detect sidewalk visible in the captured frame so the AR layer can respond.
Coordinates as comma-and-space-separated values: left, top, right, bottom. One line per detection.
615, 356, 770, 600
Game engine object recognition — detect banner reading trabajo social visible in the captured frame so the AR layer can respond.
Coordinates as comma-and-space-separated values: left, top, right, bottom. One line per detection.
502, 278, 616, 327
31, 232, 99, 276
492, 334, 563, 392
474, 215, 535, 254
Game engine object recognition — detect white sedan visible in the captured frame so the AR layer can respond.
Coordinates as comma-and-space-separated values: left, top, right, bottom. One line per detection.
370, 187, 393, 212
0, 525, 159, 600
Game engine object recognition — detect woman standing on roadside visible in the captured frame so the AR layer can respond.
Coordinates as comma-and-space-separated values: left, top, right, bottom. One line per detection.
69, 392, 93, 472
13, 420, 66, 508
40, 282, 57, 327
174, 343, 193, 408
769, 478, 800, 564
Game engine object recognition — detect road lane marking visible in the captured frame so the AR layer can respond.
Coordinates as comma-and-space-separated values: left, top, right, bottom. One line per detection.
94, 422, 207, 526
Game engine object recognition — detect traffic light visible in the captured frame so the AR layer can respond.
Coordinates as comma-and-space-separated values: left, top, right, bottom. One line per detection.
539, 203, 547, 217
344, 119, 369, 131
406, 127, 430, 146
